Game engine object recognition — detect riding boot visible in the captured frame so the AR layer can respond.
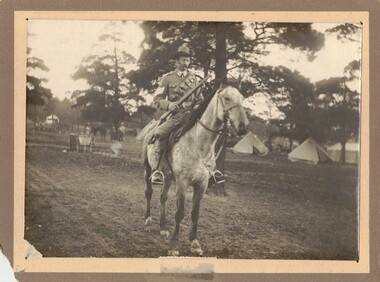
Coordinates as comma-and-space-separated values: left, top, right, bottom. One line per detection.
149, 137, 166, 185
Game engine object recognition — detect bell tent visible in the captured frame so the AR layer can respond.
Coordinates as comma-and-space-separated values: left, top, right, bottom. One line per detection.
232, 131, 269, 155
288, 137, 331, 165
327, 142, 359, 164
45, 114, 59, 124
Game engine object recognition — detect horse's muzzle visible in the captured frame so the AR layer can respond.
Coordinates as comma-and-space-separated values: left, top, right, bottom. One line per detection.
237, 121, 247, 136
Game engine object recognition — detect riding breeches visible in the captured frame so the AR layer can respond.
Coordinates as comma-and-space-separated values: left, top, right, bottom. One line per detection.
153, 110, 189, 141
149, 110, 189, 170
149, 139, 167, 170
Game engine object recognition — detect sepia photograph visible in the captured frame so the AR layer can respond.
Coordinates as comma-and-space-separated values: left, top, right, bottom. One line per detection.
12, 11, 369, 274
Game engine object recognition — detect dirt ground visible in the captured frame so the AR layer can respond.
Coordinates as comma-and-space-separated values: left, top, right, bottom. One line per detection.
24, 132, 359, 259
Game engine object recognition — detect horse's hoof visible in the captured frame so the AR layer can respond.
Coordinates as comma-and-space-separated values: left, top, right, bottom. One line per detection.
167, 250, 180, 256
144, 226, 153, 232
144, 216, 152, 232
190, 239, 204, 256
160, 230, 170, 237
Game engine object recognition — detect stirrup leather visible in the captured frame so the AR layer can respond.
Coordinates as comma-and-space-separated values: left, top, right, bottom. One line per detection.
150, 170, 165, 185
212, 170, 225, 184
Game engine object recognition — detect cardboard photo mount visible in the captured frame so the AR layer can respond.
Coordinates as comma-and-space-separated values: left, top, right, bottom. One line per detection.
13, 11, 369, 274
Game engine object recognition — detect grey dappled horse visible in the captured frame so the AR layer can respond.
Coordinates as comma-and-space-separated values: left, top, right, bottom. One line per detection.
141, 84, 249, 256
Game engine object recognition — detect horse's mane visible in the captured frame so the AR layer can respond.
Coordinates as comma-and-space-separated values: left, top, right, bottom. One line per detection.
170, 82, 238, 145
176, 89, 216, 136
180, 80, 240, 133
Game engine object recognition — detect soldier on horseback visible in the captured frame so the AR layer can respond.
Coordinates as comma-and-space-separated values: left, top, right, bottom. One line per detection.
149, 44, 206, 185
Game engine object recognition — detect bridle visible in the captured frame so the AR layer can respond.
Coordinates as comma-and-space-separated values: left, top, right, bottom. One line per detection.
195, 85, 244, 168
197, 86, 243, 135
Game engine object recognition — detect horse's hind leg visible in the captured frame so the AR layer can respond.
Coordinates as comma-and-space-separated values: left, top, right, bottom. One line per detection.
189, 178, 208, 256
144, 164, 153, 231
159, 178, 171, 237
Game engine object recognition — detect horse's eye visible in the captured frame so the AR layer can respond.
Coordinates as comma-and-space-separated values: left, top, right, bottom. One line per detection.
224, 97, 231, 102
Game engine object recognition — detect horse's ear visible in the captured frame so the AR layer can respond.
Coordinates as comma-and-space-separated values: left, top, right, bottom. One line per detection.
218, 75, 228, 89
237, 74, 242, 90
223, 73, 242, 90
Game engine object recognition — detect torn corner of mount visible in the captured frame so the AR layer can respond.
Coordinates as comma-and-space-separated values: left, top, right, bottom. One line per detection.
24, 240, 43, 260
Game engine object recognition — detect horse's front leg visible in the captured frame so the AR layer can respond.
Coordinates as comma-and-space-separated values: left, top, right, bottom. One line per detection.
189, 178, 208, 256
144, 164, 153, 231
171, 182, 186, 242
159, 178, 172, 237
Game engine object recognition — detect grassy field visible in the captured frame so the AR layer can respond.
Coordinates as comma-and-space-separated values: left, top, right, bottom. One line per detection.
24, 131, 359, 259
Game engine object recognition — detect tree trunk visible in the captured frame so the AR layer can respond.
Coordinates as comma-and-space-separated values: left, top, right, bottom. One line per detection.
267, 121, 273, 152
212, 23, 228, 193
114, 120, 119, 141
340, 85, 347, 165
340, 141, 346, 164
114, 40, 120, 99
215, 23, 227, 84
289, 137, 293, 151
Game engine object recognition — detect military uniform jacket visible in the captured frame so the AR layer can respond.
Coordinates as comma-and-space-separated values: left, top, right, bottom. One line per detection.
153, 70, 204, 111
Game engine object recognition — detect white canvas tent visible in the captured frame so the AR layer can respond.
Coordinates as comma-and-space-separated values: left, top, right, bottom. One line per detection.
45, 114, 59, 124
232, 131, 269, 155
288, 137, 331, 165
327, 142, 359, 164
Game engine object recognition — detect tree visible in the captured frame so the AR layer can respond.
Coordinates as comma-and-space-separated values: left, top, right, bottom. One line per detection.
128, 22, 324, 93
326, 23, 361, 43
128, 21, 325, 192
71, 23, 140, 135
26, 46, 53, 120
256, 65, 317, 148
44, 96, 60, 115
315, 60, 360, 164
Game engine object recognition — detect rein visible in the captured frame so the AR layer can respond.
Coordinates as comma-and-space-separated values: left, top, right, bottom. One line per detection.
196, 88, 242, 134
163, 85, 244, 180
197, 119, 226, 135
195, 87, 242, 174
214, 129, 228, 160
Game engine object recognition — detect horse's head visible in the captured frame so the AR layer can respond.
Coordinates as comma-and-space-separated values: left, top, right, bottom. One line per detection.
216, 85, 249, 136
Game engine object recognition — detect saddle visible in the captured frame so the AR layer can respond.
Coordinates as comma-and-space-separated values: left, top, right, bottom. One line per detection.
166, 110, 193, 153
171, 91, 216, 142
149, 91, 215, 148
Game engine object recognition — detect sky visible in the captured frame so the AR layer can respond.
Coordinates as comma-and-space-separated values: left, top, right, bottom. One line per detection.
28, 20, 144, 99
27, 20, 362, 120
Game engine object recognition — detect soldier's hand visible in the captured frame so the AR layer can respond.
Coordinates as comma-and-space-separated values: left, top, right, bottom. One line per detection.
168, 102, 180, 111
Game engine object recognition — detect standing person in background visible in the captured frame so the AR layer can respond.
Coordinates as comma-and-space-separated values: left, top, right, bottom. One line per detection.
118, 122, 126, 141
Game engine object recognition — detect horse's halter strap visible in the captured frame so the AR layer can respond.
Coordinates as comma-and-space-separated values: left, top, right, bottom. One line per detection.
196, 86, 243, 134
217, 86, 245, 121
197, 119, 226, 135
195, 86, 243, 171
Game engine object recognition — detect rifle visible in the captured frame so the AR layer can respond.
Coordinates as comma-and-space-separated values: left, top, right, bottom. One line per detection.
160, 74, 211, 121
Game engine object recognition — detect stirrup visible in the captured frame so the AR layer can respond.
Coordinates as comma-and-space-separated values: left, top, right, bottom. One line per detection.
150, 170, 165, 185
212, 170, 225, 184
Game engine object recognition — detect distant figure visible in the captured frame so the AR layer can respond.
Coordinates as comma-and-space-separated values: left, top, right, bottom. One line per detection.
84, 123, 95, 146
111, 141, 122, 156
91, 122, 108, 141
84, 123, 92, 135
118, 122, 126, 141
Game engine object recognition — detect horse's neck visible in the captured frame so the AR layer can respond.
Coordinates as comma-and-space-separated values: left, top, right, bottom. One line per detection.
195, 94, 223, 159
